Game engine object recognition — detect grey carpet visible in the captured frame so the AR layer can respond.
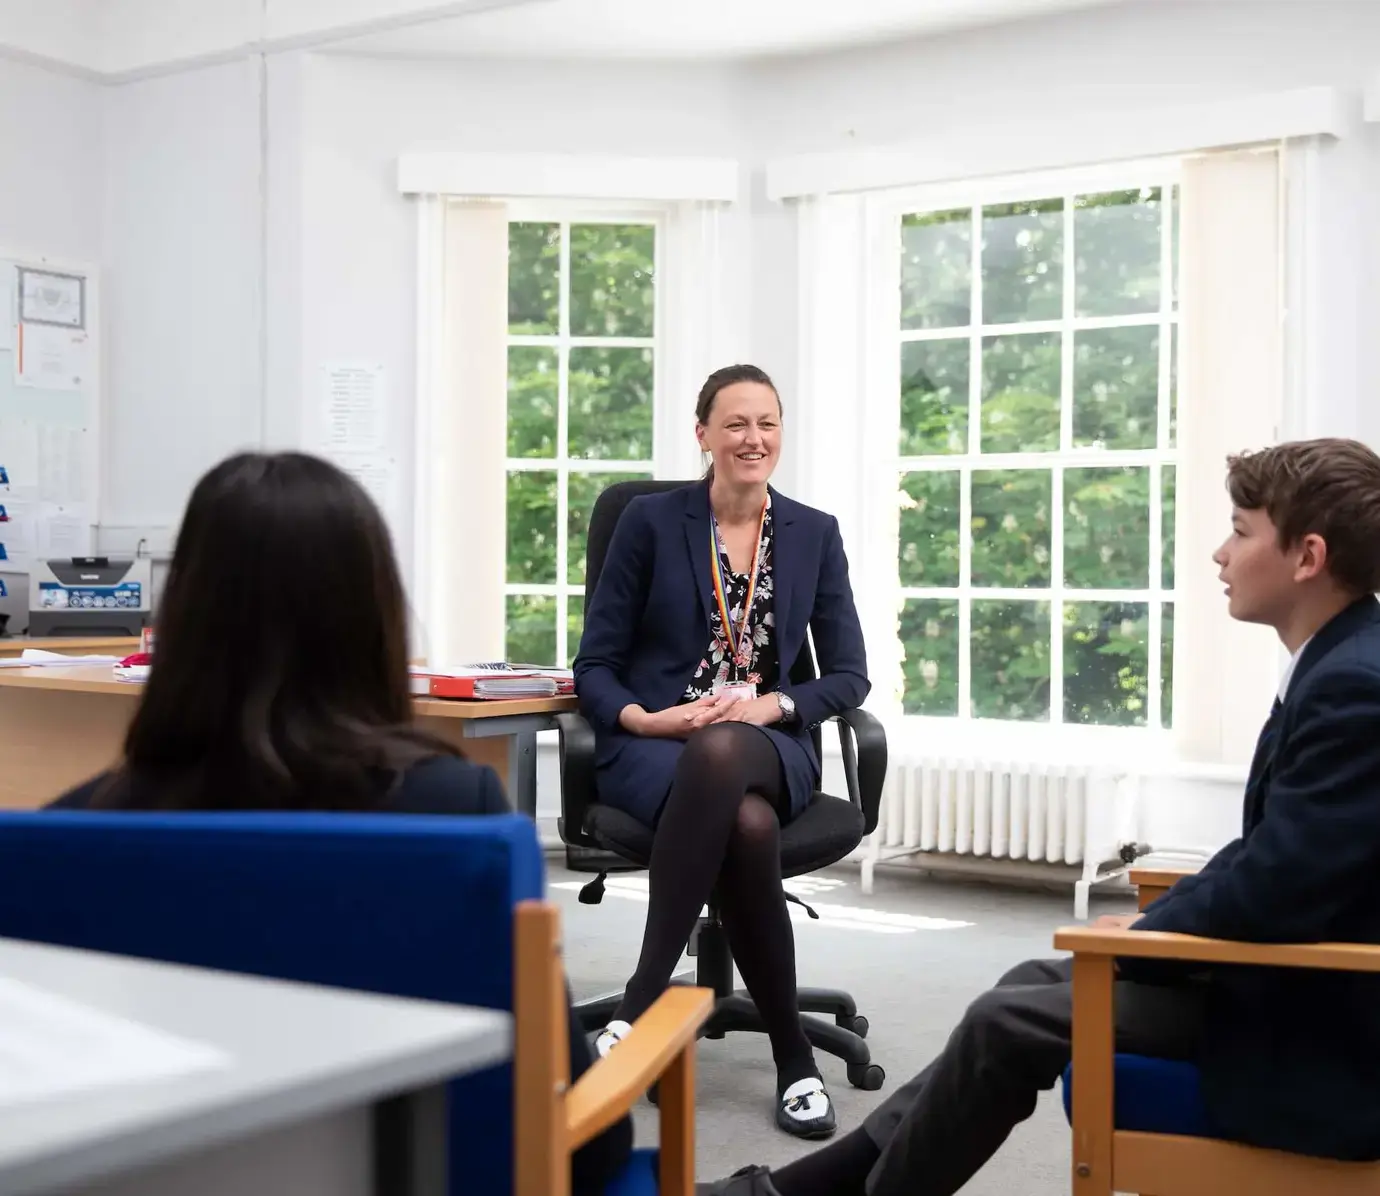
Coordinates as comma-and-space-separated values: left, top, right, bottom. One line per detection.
551, 861, 1137, 1194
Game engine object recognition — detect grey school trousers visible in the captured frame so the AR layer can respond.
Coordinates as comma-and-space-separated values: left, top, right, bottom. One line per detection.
860, 957, 1207, 1196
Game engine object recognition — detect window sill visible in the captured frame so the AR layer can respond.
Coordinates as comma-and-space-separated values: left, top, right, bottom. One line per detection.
823, 714, 1249, 785
539, 716, 1251, 785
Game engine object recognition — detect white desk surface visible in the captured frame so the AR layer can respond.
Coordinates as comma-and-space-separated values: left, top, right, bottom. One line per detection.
0, 937, 511, 1196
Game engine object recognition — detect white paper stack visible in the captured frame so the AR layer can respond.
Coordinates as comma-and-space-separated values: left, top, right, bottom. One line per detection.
0, 649, 123, 669
0, 975, 227, 1109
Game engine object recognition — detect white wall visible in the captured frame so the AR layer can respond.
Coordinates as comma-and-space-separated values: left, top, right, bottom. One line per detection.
0, 58, 100, 261
100, 60, 263, 530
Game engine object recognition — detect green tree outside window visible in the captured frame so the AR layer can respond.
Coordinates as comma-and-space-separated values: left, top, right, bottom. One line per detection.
506, 221, 656, 666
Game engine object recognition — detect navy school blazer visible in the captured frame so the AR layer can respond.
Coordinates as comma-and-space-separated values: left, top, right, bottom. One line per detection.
1130, 595, 1380, 1161
573, 481, 870, 815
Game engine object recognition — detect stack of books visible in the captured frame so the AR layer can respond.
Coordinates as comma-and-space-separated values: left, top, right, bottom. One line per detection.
408, 662, 575, 700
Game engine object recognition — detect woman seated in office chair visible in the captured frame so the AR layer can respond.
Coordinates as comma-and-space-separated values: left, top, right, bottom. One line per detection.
47, 450, 632, 1196
574, 364, 870, 1139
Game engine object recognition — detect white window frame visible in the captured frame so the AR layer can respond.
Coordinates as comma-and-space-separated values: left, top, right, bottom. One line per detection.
863, 157, 1182, 736
503, 200, 669, 667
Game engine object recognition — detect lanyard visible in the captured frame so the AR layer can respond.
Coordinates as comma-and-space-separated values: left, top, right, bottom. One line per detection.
709, 500, 768, 668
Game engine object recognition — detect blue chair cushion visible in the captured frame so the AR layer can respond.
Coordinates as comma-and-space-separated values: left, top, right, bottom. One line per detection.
0, 811, 544, 1196
604, 1149, 659, 1195
1061, 1054, 1212, 1137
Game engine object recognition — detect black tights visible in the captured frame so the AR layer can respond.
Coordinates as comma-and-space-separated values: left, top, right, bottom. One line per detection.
613, 723, 816, 1086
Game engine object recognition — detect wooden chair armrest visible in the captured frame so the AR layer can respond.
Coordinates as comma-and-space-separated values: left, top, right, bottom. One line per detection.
1055, 926, 1380, 973
565, 986, 714, 1150
1128, 866, 1198, 889
1128, 866, 1198, 910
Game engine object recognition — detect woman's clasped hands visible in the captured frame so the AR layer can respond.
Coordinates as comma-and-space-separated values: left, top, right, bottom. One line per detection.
625, 692, 782, 739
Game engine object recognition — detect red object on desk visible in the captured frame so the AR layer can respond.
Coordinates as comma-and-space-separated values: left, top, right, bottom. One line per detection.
409, 668, 574, 700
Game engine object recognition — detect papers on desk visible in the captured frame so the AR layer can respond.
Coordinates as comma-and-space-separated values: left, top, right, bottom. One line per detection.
0, 974, 228, 1109
0, 649, 123, 669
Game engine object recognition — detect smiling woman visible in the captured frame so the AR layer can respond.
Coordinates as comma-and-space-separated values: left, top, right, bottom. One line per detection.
572, 363, 871, 1139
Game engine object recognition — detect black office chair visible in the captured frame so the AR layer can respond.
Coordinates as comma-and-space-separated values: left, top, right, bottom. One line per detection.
556, 479, 888, 1091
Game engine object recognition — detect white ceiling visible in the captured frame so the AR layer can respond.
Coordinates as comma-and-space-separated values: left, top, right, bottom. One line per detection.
335, 0, 1128, 61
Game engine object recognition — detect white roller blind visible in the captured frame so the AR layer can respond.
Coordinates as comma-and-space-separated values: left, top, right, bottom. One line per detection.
1173, 148, 1284, 765
425, 199, 509, 665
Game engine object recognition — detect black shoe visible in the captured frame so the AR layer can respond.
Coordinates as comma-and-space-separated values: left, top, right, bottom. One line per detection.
776, 1075, 836, 1139
696, 1164, 783, 1195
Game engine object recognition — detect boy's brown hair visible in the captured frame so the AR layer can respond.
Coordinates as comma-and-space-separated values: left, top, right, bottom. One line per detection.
1226, 438, 1380, 595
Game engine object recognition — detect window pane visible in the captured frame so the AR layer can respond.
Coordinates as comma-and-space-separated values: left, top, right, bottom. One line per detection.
508, 222, 560, 335
507, 346, 558, 458
1161, 465, 1175, 589
568, 470, 650, 585
1168, 322, 1178, 448
971, 600, 1050, 721
1064, 467, 1150, 589
506, 470, 557, 584
568, 347, 654, 459
1161, 602, 1174, 729
899, 599, 959, 715
900, 338, 968, 455
1063, 601, 1149, 726
506, 594, 557, 667
901, 209, 971, 330
971, 469, 1051, 588
1171, 184, 1179, 310
567, 603, 585, 668
898, 471, 960, 587
1073, 188, 1161, 317
981, 199, 1062, 324
981, 333, 1060, 453
1072, 326, 1158, 450
569, 223, 655, 338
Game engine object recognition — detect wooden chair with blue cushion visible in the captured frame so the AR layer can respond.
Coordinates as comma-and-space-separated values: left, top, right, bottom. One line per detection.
1055, 868, 1380, 1195
0, 811, 711, 1195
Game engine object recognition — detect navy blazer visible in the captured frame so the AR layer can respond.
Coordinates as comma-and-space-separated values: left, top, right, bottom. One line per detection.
573, 482, 869, 821
1132, 595, 1380, 1160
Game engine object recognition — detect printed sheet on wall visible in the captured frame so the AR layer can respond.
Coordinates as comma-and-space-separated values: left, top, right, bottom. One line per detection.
0, 259, 95, 573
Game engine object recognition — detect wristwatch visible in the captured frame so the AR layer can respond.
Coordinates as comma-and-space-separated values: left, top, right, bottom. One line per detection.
775, 691, 797, 724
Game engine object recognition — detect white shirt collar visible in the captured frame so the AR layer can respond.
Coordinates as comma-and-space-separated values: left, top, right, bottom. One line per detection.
1278, 637, 1312, 702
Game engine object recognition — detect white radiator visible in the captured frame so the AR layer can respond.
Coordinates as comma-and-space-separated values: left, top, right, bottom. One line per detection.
862, 755, 1143, 918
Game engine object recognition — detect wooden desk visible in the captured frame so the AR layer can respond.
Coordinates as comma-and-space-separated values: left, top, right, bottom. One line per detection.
0, 637, 140, 659
0, 665, 575, 815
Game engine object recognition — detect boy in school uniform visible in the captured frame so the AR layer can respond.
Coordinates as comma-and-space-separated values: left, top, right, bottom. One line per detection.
702, 438, 1380, 1196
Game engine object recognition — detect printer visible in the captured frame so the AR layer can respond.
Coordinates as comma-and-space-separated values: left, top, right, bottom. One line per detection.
28, 557, 152, 637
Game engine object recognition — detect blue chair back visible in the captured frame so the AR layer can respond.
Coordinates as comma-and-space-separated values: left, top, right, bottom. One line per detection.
0, 810, 544, 1196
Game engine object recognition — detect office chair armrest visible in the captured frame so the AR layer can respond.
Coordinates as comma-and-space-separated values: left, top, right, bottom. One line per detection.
555, 711, 599, 846
832, 707, 887, 836
1054, 926, 1380, 973
566, 985, 714, 1149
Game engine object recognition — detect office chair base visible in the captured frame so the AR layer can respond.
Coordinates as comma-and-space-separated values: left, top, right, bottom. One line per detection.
571, 918, 884, 1089
708, 993, 884, 1089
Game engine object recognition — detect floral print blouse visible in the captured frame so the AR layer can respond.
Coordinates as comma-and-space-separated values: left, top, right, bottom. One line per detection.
683, 498, 780, 701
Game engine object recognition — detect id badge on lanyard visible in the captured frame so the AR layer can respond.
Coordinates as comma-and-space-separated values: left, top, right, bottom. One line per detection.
709, 502, 766, 703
